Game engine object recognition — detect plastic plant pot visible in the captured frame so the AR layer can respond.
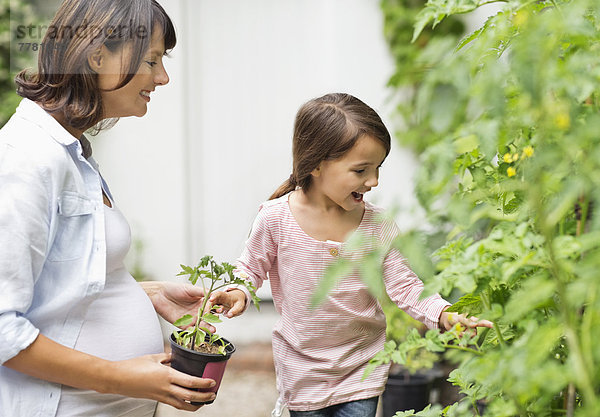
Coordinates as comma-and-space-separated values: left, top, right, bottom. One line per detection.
169, 333, 236, 405
382, 373, 434, 417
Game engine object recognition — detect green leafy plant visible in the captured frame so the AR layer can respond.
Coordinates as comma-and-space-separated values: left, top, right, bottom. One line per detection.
362, 0, 600, 415
172, 255, 260, 355
366, 304, 439, 379
0, 0, 42, 128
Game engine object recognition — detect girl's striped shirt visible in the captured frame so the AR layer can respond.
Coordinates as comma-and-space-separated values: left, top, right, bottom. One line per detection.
235, 193, 450, 411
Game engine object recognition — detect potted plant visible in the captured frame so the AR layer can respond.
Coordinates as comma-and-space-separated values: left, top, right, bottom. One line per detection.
366, 304, 442, 417
169, 255, 260, 405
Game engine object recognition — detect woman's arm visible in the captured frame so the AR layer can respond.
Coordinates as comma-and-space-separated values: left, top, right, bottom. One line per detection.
3, 333, 216, 411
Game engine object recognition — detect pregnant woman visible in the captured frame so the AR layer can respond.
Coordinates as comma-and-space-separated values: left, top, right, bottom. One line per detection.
0, 0, 216, 415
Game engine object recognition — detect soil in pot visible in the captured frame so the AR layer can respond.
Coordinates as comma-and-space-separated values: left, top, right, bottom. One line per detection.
169, 333, 236, 405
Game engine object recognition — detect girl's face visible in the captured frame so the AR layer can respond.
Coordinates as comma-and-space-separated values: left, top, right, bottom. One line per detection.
97, 27, 170, 119
311, 134, 387, 211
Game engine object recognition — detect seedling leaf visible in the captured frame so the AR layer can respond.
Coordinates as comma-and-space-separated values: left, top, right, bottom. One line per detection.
173, 314, 194, 327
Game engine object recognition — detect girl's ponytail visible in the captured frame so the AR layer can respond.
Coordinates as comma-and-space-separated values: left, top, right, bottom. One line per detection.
269, 174, 297, 200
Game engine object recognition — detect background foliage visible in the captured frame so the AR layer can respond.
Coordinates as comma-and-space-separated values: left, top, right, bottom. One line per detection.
0, 0, 47, 128
372, 0, 600, 416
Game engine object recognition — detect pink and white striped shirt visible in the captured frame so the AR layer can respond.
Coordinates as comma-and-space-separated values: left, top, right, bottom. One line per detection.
235, 193, 450, 411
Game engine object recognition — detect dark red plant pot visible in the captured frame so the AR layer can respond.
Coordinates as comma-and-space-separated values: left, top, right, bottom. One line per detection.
169, 333, 236, 405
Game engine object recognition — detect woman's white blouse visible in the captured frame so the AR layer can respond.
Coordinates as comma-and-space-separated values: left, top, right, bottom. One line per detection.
0, 99, 161, 416
55, 204, 163, 416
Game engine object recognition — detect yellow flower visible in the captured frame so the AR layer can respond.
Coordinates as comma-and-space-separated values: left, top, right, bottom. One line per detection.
507, 167, 517, 177
555, 113, 571, 130
503, 153, 512, 163
512, 153, 520, 162
454, 323, 465, 332
523, 146, 534, 158
514, 10, 529, 28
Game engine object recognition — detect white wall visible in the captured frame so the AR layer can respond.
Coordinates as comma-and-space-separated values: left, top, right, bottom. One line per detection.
94, 0, 421, 295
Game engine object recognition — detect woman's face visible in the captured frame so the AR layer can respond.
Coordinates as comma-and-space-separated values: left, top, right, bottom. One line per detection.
98, 27, 170, 119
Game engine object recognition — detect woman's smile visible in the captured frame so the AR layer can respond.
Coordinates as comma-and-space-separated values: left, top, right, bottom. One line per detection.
140, 90, 152, 102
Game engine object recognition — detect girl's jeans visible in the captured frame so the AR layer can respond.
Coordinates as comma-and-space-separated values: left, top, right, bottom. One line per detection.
288, 397, 379, 417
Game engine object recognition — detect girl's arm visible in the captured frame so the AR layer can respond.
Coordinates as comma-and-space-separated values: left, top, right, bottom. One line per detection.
3, 333, 216, 411
383, 250, 493, 330
383, 247, 450, 329
379, 215, 493, 330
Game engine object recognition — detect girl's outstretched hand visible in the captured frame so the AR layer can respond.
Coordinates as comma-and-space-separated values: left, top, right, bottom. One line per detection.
439, 309, 494, 332
207, 289, 247, 318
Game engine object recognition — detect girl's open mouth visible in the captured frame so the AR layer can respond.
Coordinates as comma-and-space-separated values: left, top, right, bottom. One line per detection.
352, 192, 363, 202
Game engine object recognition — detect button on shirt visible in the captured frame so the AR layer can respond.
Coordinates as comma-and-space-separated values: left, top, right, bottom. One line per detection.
0, 99, 108, 416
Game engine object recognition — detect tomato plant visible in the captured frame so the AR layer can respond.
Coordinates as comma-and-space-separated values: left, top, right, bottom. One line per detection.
371, 0, 600, 415
173, 256, 260, 354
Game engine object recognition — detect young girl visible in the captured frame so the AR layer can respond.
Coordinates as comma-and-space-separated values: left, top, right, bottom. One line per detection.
213, 93, 492, 416
0, 0, 217, 415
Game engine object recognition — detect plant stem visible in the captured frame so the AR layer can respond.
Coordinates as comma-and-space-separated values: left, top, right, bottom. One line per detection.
566, 383, 576, 417
541, 215, 597, 406
558, 217, 565, 236
480, 293, 506, 346
581, 284, 595, 380
548, 0, 565, 18
191, 262, 217, 349
471, 398, 481, 417
578, 196, 589, 236
442, 343, 484, 356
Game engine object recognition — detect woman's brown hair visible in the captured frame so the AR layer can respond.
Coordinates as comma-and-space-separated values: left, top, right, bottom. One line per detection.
15, 0, 176, 133
270, 93, 391, 200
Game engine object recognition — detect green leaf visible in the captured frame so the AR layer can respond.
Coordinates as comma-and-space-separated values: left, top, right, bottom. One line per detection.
199, 255, 212, 267
189, 271, 199, 285
202, 313, 222, 324
454, 134, 479, 155
179, 264, 194, 274
445, 294, 482, 316
544, 187, 580, 229
504, 277, 556, 322
429, 83, 459, 133
393, 404, 444, 417
392, 233, 435, 282
393, 410, 417, 417
358, 250, 387, 300
173, 314, 194, 328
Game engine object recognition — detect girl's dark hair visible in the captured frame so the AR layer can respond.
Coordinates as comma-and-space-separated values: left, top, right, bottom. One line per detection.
270, 93, 391, 200
15, 0, 176, 133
